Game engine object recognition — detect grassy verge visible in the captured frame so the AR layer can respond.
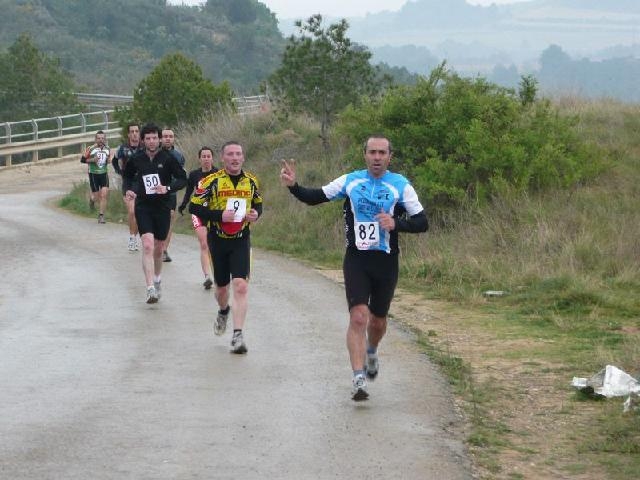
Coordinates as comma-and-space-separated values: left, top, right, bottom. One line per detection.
60, 103, 640, 479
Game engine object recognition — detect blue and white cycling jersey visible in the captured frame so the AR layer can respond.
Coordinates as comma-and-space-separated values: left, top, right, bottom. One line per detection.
321, 169, 425, 254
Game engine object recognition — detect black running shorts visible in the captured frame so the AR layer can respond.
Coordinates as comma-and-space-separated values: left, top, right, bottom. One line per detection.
88, 172, 109, 193
343, 248, 399, 317
208, 234, 251, 287
135, 202, 171, 241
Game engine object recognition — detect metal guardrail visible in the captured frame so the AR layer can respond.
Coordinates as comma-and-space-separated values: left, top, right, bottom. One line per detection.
75, 92, 133, 110
0, 95, 270, 168
74, 93, 270, 115
0, 110, 118, 167
234, 95, 270, 115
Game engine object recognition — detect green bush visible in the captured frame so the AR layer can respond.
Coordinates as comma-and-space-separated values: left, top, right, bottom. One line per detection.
132, 52, 234, 128
337, 65, 607, 217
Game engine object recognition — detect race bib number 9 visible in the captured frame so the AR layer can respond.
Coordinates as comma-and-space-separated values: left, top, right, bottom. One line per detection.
355, 221, 380, 250
226, 198, 247, 222
143, 173, 161, 194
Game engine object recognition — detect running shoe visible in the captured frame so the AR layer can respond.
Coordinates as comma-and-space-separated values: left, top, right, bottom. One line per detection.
98, 214, 106, 224
214, 307, 229, 336
162, 250, 172, 262
146, 286, 159, 304
153, 280, 162, 300
230, 331, 247, 354
365, 351, 379, 380
203, 276, 213, 290
128, 237, 136, 252
351, 374, 369, 401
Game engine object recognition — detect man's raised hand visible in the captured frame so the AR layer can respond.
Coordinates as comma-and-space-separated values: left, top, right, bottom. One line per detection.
280, 159, 296, 187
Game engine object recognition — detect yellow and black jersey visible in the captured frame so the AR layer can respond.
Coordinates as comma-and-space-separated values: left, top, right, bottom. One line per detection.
190, 169, 262, 239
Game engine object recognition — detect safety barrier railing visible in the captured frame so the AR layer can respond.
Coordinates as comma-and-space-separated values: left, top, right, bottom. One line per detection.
234, 95, 270, 115
0, 95, 270, 168
73, 93, 270, 114
0, 110, 118, 167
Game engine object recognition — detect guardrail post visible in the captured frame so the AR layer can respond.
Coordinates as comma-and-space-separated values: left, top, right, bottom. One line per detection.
81, 113, 87, 151
56, 116, 64, 158
3, 122, 11, 166
32, 119, 39, 163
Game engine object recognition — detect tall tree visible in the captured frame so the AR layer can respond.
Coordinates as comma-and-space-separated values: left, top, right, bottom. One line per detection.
132, 52, 233, 128
0, 33, 78, 122
268, 14, 381, 146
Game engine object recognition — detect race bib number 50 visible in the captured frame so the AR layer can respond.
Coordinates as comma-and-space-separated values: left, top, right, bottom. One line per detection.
143, 173, 161, 194
355, 221, 380, 250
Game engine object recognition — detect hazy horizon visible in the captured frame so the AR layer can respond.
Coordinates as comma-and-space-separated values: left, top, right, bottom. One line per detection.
167, 0, 533, 20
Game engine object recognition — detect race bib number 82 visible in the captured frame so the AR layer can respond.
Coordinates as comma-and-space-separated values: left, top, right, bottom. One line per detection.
355, 221, 380, 250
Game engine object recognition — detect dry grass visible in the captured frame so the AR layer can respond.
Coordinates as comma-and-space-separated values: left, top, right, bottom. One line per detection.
164, 101, 640, 479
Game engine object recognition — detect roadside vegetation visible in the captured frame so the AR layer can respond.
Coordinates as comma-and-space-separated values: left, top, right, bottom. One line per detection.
60, 93, 640, 478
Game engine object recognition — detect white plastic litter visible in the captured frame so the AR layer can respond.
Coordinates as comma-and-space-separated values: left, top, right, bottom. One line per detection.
571, 365, 640, 398
482, 290, 506, 297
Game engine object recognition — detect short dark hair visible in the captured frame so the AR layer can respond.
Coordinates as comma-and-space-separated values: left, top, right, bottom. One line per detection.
140, 123, 161, 139
220, 140, 242, 154
96, 130, 105, 135
126, 123, 139, 132
199, 146, 215, 158
363, 135, 393, 154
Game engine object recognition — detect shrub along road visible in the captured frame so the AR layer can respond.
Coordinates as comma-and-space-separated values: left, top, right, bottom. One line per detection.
0, 160, 471, 479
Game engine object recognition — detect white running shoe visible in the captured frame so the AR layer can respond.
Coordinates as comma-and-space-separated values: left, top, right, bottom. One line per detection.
214, 307, 229, 336
365, 352, 379, 380
351, 374, 369, 401
128, 237, 136, 252
230, 331, 247, 354
146, 286, 159, 304
153, 280, 162, 300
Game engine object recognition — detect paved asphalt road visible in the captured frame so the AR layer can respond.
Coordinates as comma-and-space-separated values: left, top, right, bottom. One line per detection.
0, 161, 472, 479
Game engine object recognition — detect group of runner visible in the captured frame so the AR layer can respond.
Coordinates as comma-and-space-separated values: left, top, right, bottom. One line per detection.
81, 124, 262, 357
81, 129, 427, 401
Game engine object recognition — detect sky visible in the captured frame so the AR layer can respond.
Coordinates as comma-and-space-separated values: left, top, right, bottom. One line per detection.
169, 1, 530, 20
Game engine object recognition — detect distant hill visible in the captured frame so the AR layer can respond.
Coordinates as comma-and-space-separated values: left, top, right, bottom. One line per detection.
279, 0, 639, 67
3, 0, 637, 102
275, 0, 640, 102
0, 0, 285, 95
344, 0, 639, 53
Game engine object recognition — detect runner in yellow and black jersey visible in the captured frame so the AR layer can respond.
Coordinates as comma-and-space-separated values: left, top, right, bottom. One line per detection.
190, 165, 262, 238
189, 141, 262, 354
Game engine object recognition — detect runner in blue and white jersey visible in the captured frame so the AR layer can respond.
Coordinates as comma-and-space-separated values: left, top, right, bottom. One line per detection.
280, 135, 428, 401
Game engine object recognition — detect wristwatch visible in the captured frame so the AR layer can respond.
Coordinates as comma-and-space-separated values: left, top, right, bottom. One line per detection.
167, 185, 171, 192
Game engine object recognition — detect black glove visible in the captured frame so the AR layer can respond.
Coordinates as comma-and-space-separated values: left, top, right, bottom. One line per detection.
178, 205, 185, 216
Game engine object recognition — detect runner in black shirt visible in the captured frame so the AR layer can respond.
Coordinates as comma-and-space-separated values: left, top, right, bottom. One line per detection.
123, 123, 187, 304
112, 123, 142, 251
